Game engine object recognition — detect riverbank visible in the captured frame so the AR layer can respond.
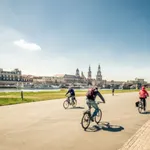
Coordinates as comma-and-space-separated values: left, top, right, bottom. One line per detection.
0, 89, 143, 106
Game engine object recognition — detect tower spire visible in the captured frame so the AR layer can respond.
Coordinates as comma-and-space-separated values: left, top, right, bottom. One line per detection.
76, 68, 80, 76
96, 64, 102, 86
98, 64, 101, 71
81, 71, 85, 78
89, 65, 91, 71
88, 65, 92, 79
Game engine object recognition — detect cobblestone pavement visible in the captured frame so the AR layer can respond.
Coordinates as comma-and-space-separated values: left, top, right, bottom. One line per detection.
119, 119, 150, 150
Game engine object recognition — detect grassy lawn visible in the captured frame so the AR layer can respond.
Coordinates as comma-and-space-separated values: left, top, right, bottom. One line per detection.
0, 88, 149, 106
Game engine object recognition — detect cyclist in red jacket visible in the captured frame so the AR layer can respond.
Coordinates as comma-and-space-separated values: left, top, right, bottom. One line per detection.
139, 86, 149, 111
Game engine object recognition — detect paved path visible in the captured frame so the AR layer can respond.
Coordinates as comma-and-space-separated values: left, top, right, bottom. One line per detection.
0, 92, 150, 150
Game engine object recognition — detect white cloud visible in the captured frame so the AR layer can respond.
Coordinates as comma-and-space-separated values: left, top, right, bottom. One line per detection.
13, 39, 41, 51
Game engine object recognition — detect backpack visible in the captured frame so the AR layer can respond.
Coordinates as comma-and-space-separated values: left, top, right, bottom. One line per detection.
86, 88, 95, 99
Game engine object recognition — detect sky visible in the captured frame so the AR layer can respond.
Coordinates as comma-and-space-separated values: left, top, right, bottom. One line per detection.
0, 0, 150, 81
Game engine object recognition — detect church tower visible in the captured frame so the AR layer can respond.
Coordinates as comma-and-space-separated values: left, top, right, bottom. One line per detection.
88, 65, 92, 79
76, 68, 80, 77
96, 64, 102, 86
81, 71, 85, 79
81, 71, 86, 82
87, 65, 92, 86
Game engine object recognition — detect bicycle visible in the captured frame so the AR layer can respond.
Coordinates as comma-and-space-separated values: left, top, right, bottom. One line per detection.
137, 98, 147, 114
63, 96, 77, 109
81, 101, 103, 131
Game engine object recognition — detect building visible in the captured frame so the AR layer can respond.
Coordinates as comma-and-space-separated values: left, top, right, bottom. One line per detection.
53, 69, 86, 85
49, 64, 131, 88
96, 64, 103, 86
135, 78, 146, 85
0, 68, 33, 88
0, 68, 21, 81
81, 71, 86, 83
104, 80, 125, 89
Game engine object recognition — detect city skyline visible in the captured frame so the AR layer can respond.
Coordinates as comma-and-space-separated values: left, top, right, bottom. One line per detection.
0, 0, 150, 81
0, 65, 148, 83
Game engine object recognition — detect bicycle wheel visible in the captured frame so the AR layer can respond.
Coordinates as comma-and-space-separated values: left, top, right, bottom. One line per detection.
81, 111, 90, 130
138, 101, 144, 113
63, 100, 69, 109
72, 99, 77, 107
95, 109, 102, 124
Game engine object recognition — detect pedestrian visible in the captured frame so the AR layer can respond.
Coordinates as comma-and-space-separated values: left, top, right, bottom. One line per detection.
112, 87, 115, 96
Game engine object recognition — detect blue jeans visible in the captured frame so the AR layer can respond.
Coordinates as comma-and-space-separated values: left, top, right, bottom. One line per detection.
86, 99, 99, 118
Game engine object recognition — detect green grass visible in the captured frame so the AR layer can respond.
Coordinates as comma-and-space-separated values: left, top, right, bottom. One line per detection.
0, 98, 34, 106
0, 88, 149, 106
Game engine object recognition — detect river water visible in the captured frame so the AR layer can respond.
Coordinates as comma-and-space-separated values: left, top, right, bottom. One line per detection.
0, 88, 61, 92
0, 88, 112, 92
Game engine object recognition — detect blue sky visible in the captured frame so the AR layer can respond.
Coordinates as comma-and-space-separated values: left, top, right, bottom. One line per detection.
0, 0, 150, 81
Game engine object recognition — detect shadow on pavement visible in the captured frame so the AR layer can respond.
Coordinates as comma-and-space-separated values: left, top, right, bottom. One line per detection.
141, 110, 150, 114
69, 106, 85, 109
86, 122, 124, 132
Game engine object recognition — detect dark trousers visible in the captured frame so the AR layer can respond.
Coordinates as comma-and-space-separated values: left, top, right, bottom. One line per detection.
112, 92, 114, 96
68, 95, 75, 103
140, 98, 146, 109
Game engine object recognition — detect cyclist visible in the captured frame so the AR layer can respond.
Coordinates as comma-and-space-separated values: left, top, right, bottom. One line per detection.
139, 86, 149, 111
86, 86, 105, 121
65, 87, 76, 104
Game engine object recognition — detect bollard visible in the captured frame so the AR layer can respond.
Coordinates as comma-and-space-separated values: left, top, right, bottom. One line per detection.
21, 91, 24, 100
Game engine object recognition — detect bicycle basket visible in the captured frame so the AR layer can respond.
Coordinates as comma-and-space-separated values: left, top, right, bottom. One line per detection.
135, 101, 139, 107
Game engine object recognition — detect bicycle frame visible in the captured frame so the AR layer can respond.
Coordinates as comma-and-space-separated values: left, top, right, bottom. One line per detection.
86, 101, 102, 117
66, 96, 74, 104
